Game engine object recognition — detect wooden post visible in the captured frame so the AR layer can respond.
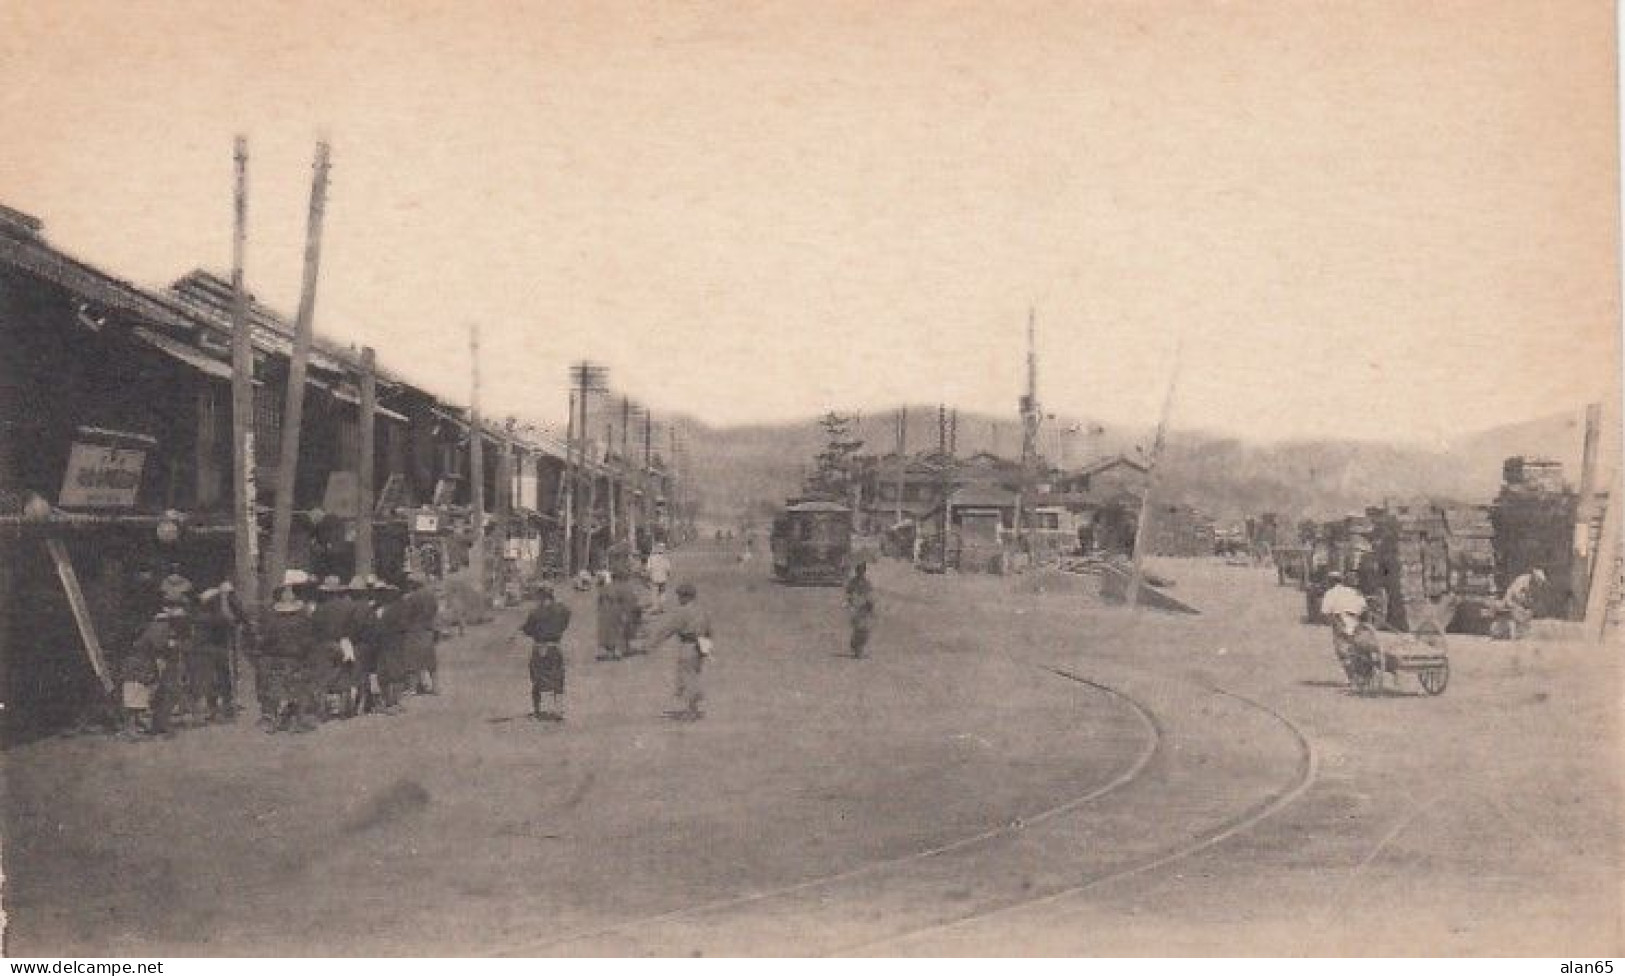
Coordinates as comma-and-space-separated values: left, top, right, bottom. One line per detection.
46, 538, 114, 694
469, 322, 486, 602
1570, 402, 1603, 618
1126, 349, 1182, 611
563, 389, 576, 575
895, 406, 907, 528
1585, 473, 1619, 641
265, 141, 331, 596
229, 136, 259, 610
356, 346, 377, 579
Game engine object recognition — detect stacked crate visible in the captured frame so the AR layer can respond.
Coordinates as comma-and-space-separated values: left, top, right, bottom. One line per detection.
1492, 486, 1579, 618
1371, 505, 1452, 632
1439, 505, 1498, 597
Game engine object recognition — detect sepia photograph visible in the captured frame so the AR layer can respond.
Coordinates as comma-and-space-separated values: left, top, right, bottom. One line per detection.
0, 0, 1620, 960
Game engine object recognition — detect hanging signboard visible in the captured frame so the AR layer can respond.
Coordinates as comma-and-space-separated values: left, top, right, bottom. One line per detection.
59, 428, 153, 508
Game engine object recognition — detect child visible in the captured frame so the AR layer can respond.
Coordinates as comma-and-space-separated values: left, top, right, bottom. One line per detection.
120, 607, 176, 738
521, 586, 571, 721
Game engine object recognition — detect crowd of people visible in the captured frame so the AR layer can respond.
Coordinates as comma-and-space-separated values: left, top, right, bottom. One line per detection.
112, 535, 870, 738
114, 569, 445, 739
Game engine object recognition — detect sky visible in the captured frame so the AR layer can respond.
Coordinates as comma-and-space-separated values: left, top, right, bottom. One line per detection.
1, 0, 1618, 446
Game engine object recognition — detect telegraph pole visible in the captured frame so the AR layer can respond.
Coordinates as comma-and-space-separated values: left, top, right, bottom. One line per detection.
568, 362, 607, 572
356, 346, 377, 579
1570, 401, 1603, 619
229, 136, 258, 610
894, 406, 907, 527
468, 322, 486, 602
1126, 347, 1182, 611
265, 140, 331, 596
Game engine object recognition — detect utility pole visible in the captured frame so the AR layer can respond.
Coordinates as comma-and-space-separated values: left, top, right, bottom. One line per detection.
468, 322, 486, 603
643, 409, 654, 530
229, 136, 258, 610
1016, 308, 1040, 553
1570, 401, 1603, 619
356, 346, 377, 579
937, 404, 950, 568
265, 140, 331, 596
568, 362, 607, 572
1126, 347, 1182, 611
563, 388, 576, 575
894, 406, 907, 527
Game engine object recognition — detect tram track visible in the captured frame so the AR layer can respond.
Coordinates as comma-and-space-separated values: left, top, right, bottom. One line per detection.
495, 663, 1162, 956
834, 680, 1319, 955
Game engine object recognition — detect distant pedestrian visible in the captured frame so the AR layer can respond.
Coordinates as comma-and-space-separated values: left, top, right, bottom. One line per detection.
521, 586, 571, 720
645, 582, 713, 720
595, 572, 625, 660
646, 543, 672, 612
845, 561, 876, 658
609, 570, 643, 656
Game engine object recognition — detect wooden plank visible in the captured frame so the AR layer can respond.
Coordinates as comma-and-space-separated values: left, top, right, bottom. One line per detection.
1100, 563, 1200, 614
45, 538, 114, 693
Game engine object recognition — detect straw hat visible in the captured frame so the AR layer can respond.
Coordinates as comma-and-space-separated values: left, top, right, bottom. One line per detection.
318, 575, 346, 593
346, 575, 370, 592
281, 569, 311, 589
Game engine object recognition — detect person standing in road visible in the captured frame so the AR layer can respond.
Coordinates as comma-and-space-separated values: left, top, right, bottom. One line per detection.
520, 586, 571, 720
845, 561, 876, 659
401, 576, 440, 695
610, 569, 643, 656
645, 543, 673, 612
595, 572, 625, 660
1319, 572, 1374, 684
644, 582, 713, 721
372, 579, 409, 714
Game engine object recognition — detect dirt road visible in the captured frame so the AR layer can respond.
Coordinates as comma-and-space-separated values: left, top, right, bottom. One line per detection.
3, 545, 1619, 955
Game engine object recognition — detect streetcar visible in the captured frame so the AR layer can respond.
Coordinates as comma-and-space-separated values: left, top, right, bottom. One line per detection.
770, 500, 853, 586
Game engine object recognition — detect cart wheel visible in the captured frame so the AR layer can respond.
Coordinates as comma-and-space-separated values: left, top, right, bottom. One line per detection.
1418, 663, 1449, 696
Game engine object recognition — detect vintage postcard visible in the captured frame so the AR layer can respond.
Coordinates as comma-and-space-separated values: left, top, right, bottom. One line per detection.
0, 0, 1619, 959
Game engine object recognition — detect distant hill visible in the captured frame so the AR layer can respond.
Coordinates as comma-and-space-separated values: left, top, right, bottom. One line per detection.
678, 405, 1608, 529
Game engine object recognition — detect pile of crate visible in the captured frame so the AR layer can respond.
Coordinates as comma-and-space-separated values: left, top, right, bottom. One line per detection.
1371, 504, 1451, 632
1491, 456, 1580, 618
1439, 504, 1498, 597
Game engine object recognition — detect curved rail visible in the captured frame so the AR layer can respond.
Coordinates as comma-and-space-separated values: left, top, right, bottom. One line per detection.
832, 681, 1319, 955
494, 667, 1162, 956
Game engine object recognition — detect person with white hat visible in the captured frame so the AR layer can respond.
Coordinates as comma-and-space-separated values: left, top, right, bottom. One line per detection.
311, 575, 363, 719
256, 583, 318, 732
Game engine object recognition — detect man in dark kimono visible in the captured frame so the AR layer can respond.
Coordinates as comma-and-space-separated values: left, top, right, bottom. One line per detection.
374, 579, 411, 713
258, 585, 318, 733
520, 586, 571, 720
